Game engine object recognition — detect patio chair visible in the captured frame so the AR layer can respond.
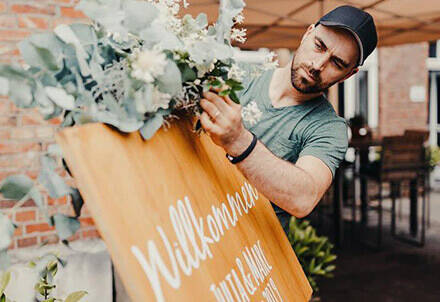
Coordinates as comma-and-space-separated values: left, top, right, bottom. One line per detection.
358, 135, 427, 248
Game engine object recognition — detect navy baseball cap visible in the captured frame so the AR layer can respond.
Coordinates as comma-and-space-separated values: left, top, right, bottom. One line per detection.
315, 5, 378, 66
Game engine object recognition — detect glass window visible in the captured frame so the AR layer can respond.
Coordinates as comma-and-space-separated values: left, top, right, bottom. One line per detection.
355, 70, 369, 124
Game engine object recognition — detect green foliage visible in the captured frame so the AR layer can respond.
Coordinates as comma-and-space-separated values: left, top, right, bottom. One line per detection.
426, 145, 440, 171
0, 271, 15, 302
288, 217, 337, 292
30, 253, 87, 302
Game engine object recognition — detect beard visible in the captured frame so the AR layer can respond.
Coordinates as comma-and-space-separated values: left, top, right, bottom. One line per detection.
290, 59, 337, 94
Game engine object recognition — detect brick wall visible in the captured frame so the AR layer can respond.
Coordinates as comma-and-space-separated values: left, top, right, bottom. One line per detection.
0, 0, 99, 250
378, 42, 429, 136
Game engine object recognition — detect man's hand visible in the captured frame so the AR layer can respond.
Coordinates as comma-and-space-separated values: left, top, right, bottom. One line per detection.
200, 91, 253, 156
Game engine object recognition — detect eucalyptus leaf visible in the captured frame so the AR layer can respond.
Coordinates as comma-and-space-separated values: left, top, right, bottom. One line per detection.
38, 155, 72, 199
65, 291, 88, 302
0, 271, 10, 295
54, 24, 90, 77
18, 32, 64, 72
123, 0, 157, 34
52, 214, 80, 241
156, 60, 182, 96
0, 77, 9, 95
8, 80, 33, 108
0, 252, 9, 273
0, 213, 15, 251
0, 174, 33, 200
44, 86, 75, 110
140, 114, 163, 140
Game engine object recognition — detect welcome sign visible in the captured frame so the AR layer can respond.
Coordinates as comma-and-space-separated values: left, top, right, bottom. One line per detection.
56, 117, 312, 302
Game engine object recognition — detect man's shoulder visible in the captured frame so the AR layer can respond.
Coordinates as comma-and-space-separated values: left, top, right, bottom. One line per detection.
298, 96, 348, 142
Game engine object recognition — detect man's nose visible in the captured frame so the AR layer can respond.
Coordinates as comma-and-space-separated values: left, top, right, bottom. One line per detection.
312, 54, 330, 72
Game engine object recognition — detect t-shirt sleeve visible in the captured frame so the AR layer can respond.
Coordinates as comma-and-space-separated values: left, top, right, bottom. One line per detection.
298, 118, 349, 178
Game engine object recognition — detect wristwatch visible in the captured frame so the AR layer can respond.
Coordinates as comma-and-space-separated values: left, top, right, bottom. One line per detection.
225, 132, 258, 164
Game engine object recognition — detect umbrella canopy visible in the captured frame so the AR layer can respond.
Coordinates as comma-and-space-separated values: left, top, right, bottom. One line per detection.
183, 0, 440, 49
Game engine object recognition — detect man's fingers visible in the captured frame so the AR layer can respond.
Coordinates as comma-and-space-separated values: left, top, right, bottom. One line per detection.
200, 112, 221, 134
200, 98, 222, 122
203, 91, 231, 112
209, 86, 239, 107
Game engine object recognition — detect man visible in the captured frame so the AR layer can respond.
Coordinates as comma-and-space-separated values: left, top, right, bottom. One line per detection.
199, 5, 378, 233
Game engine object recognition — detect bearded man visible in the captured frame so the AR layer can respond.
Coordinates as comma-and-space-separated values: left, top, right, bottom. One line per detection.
200, 5, 378, 233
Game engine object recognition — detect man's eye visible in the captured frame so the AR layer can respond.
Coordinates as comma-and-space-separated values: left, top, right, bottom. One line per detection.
333, 60, 342, 69
315, 43, 322, 50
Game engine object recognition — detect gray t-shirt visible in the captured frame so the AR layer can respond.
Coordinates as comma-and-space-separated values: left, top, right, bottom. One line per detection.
236, 63, 348, 232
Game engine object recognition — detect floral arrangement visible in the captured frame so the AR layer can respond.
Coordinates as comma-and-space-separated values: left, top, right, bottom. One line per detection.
0, 0, 277, 269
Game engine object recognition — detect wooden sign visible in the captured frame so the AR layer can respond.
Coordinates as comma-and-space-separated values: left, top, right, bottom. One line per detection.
56, 116, 312, 302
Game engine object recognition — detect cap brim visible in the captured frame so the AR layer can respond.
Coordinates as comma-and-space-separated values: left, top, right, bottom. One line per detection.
317, 20, 364, 66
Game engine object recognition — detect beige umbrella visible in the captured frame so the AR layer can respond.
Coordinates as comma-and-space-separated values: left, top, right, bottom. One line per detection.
183, 0, 440, 49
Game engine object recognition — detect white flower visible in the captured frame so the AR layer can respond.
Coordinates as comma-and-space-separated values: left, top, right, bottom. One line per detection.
131, 48, 168, 83
151, 88, 172, 111
228, 63, 246, 82
262, 51, 279, 70
242, 101, 262, 126
231, 28, 247, 43
196, 61, 216, 78
107, 31, 129, 43
233, 13, 244, 24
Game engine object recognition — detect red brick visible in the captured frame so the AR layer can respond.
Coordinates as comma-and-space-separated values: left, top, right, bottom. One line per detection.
41, 233, 59, 244
48, 195, 68, 206
15, 210, 36, 222
11, 4, 55, 15
17, 236, 37, 248
82, 229, 100, 238
20, 113, 45, 126
60, 6, 86, 19
79, 217, 95, 227
0, 30, 31, 41
21, 199, 37, 208
0, 200, 16, 208
18, 16, 49, 29
0, 116, 17, 127
0, 15, 17, 28
10, 127, 35, 140
13, 225, 23, 236
25, 223, 55, 234
0, 142, 41, 154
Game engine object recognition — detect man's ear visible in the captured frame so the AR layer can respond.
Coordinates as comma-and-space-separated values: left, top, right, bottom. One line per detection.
338, 67, 359, 83
300, 24, 315, 45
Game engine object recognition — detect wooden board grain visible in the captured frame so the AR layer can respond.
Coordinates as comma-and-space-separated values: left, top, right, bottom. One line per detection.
55, 116, 312, 302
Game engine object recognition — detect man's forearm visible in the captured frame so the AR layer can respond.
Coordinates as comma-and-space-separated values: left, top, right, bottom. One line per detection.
230, 135, 319, 218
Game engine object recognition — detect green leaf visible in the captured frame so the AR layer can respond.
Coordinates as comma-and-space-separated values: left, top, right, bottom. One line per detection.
65, 291, 88, 302
70, 188, 84, 218
179, 64, 197, 82
44, 86, 75, 110
0, 174, 33, 200
139, 114, 164, 140
0, 213, 15, 251
0, 271, 11, 295
38, 155, 72, 199
323, 254, 337, 263
0, 252, 9, 272
123, 0, 157, 34
8, 80, 33, 108
18, 33, 64, 71
156, 60, 182, 96
52, 214, 80, 241
0, 77, 9, 95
